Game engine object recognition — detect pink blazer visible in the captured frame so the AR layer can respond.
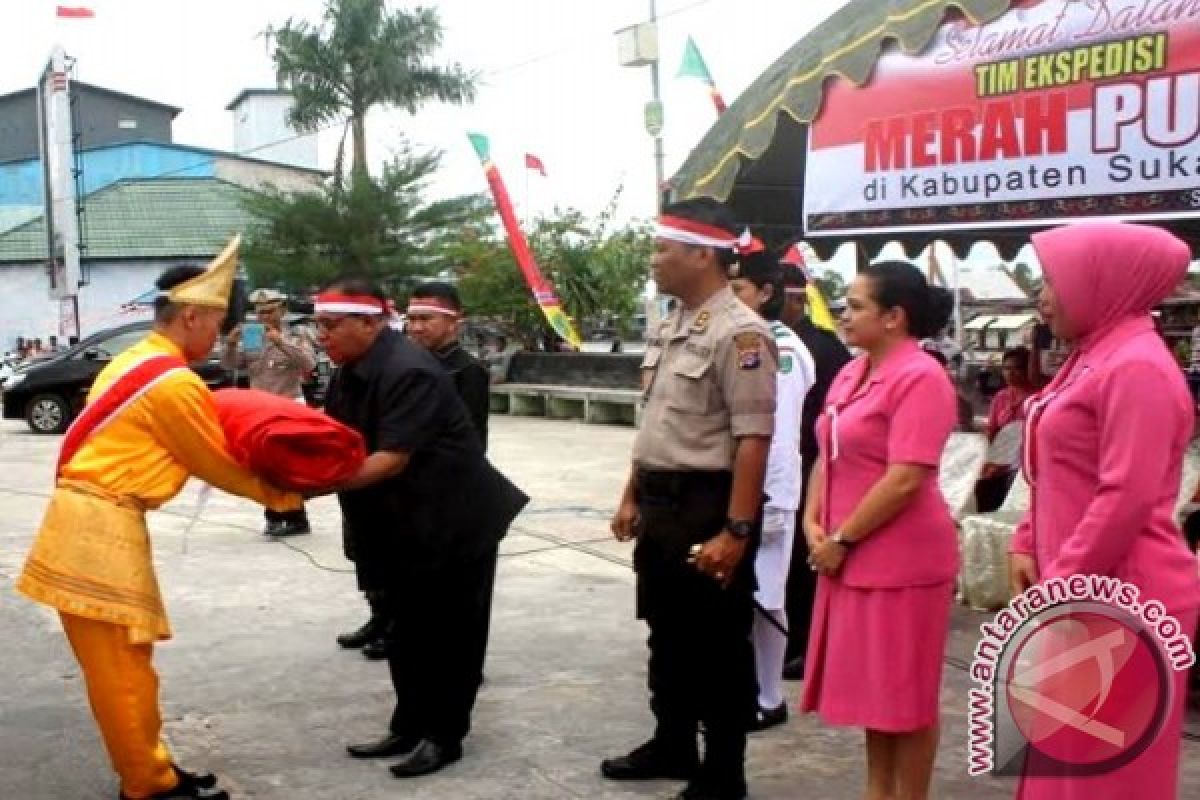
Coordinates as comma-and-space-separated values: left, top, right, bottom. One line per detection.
1012, 317, 1200, 613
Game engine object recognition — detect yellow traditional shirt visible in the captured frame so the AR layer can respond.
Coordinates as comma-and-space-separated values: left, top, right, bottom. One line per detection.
18, 331, 300, 643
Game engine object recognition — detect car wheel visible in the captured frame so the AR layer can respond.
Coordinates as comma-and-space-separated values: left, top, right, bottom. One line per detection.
26, 393, 71, 434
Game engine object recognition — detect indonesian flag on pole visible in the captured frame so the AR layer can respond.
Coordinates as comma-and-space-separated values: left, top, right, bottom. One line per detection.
56, 5, 95, 17
524, 153, 547, 177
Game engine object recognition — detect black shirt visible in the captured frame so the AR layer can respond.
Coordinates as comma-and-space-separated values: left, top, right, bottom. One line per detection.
325, 329, 526, 568
434, 342, 490, 451
790, 316, 853, 484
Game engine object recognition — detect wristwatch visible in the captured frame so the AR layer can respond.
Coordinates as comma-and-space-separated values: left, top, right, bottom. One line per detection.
831, 531, 856, 549
724, 519, 754, 540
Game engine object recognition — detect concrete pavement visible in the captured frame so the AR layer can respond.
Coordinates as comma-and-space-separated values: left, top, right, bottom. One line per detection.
0, 415, 1195, 798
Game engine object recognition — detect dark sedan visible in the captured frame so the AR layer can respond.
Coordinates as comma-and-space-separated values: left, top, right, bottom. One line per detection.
1, 321, 234, 434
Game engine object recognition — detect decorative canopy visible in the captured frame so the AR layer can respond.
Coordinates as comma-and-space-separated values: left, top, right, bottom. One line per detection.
670, 0, 1200, 261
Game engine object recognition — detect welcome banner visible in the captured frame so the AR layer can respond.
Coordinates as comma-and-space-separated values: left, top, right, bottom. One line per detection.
803, 0, 1200, 236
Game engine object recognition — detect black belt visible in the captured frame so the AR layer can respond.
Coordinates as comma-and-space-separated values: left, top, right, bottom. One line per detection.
635, 469, 731, 499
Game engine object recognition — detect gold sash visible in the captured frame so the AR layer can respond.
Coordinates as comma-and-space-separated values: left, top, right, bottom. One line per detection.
16, 481, 170, 644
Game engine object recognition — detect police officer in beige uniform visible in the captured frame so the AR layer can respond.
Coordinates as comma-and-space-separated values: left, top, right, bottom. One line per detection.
223, 289, 317, 536
602, 199, 776, 800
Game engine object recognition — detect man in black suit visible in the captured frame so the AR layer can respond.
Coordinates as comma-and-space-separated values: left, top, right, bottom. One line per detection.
317, 276, 528, 778
777, 259, 852, 680
404, 282, 490, 449
335, 283, 494, 660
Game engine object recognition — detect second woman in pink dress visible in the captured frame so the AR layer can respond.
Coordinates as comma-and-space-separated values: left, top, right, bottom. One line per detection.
802, 261, 959, 800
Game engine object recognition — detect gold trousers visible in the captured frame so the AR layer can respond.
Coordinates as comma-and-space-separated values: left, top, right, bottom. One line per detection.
60, 613, 178, 798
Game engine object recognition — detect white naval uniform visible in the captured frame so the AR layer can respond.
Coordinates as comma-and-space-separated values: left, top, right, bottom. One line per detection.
754, 320, 815, 610
752, 320, 814, 712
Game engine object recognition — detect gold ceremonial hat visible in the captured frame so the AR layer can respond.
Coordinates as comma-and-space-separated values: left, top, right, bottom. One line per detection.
167, 235, 240, 309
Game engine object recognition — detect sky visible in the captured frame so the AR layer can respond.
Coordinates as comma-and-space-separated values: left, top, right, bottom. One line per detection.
0, 0, 1024, 282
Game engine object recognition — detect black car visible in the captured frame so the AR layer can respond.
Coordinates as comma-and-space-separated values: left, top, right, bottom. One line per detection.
1, 321, 234, 434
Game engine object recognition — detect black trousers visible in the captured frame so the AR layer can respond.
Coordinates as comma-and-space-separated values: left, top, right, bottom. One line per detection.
634, 470, 757, 792
784, 509, 817, 663
385, 545, 499, 748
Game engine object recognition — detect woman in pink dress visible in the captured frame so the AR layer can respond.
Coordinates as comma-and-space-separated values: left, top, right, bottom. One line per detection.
802, 261, 958, 800
976, 346, 1035, 511
1009, 222, 1200, 799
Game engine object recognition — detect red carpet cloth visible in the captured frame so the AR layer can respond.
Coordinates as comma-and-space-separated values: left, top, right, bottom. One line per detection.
213, 389, 366, 492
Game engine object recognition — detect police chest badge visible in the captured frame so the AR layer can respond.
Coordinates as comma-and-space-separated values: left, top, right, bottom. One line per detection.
734, 332, 763, 370
691, 310, 711, 334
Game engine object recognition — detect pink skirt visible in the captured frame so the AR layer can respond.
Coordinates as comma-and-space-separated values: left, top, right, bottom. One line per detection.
1015, 608, 1199, 800
800, 576, 953, 732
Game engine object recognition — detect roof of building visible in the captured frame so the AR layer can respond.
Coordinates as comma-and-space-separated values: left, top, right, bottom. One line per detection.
0, 80, 182, 116
0, 138, 329, 174
226, 88, 293, 110
935, 265, 1029, 303
0, 177, 259, 263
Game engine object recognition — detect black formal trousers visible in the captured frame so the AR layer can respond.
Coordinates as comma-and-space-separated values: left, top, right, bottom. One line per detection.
385, 545, 499, 748
785, 464, 818, 663
633, 470, 757, 793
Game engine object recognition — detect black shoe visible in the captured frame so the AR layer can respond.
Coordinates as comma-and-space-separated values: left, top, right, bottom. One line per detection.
347, 732, 419, 759
264, 519, 285, 536
361, 636, 389, 660
601, 739, 698, 781
389, 739, 462, 778
782, 656, 805, 681
748, 702, 788, 732
269, 520, 311, 537
336, 618, 383, 649
120, 765, 228, 799
675, 781, 747, 800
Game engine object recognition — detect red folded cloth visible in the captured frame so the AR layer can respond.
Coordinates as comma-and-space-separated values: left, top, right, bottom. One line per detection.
213, 388, 366, 492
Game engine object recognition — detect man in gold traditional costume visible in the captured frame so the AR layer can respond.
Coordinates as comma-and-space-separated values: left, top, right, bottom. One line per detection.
17, 237, 302, 800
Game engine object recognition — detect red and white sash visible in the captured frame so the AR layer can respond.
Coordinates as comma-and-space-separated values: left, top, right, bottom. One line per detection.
56, 354, 188, 477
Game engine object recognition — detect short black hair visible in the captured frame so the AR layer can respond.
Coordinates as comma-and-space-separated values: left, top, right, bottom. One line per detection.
862, 261, 954, 340
323, 275, 389, 307
153, 264, 206, 323
660, 197, 740, 271
1002, 346, 1031, 371
410, 281, 463, 313
733, 251, 786, 321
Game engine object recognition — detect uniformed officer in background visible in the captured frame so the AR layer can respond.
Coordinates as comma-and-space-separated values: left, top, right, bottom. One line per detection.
223, 288, 317, 536
602, 199, 777, 800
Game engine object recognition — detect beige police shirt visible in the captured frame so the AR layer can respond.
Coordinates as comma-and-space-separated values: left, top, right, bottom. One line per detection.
222, 328, 317, 400
633, 286, 777, 471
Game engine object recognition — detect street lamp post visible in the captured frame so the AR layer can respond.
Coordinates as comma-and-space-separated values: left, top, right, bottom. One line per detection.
616, 2, 665, 212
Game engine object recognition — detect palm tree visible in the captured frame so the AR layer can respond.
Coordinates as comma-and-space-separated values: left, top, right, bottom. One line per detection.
270, 0, 476, 180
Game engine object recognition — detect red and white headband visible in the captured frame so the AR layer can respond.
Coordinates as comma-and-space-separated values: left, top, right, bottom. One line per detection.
655, 214, 738, 249
314, 292, 386, 315
406, 297, 461, 318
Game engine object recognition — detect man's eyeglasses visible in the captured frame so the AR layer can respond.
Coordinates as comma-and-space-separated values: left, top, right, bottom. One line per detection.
314, 315, 353, 332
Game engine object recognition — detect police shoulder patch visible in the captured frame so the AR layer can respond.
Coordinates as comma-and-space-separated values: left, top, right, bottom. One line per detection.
733, 331, 764, 370
780, 354, 794, 374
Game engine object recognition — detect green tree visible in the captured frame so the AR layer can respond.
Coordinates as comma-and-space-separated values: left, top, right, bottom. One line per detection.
1009, 262, 1041, 296
270, 0, 475, 179
242, 142, 488, 290
452, 205, 652, 347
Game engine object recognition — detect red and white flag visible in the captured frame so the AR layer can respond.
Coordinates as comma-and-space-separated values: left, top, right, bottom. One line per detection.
56, 6, 95, 18
524, 153, 547, 177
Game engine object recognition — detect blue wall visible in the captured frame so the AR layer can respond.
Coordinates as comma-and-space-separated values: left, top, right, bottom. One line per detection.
0, 142, 215, 206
